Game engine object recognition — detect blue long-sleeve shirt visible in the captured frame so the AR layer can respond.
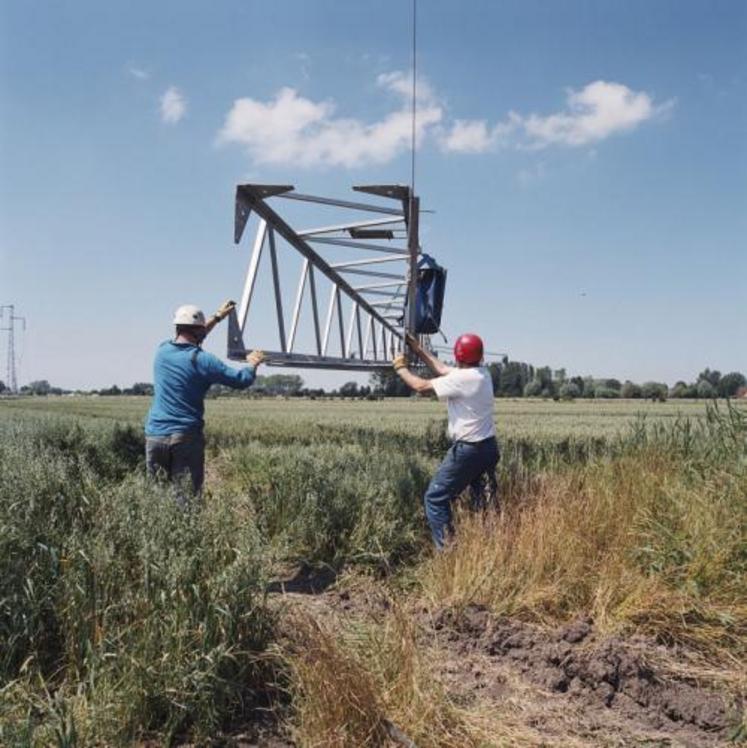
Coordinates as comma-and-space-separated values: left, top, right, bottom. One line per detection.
145, 341, 256, 436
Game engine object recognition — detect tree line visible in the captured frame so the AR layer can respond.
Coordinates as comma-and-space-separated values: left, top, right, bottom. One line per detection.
4, 364, 745, 401
368, 361, 746, 401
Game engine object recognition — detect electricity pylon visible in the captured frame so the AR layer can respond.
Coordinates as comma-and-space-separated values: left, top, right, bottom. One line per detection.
0, 305, 25, 394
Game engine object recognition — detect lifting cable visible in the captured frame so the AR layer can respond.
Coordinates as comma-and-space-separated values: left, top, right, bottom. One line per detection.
410, 0, 417, 196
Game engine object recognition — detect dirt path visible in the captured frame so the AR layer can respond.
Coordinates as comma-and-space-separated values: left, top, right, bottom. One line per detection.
428, 604, 738, 747
261, 566, 742, 748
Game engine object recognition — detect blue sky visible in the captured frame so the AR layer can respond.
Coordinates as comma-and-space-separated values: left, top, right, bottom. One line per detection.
1, 0, 745, 390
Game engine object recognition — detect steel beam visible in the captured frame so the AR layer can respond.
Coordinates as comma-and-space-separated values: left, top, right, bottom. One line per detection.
321, 285, 337, 355
227, 347, 393, 371
353, 281, 407, 291
307, 237, 409, 255
238, 219, 267, 331
267, 228, 287, 352
307, 265, 322, 355
298, 217, 405, 237
338, 268, 405, 280
287, 260, 309, 352
346, 302, 357, 358
278, 191, 404, 216
330, 254, 408, 269
357, 289, 406, 297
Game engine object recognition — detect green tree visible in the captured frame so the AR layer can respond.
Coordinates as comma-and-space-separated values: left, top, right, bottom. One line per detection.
697, 368, 721, 388
621, 381, 642, 398
594, 386, 620, 399
255, 374, 304, 396
718, 372, 746, 398
570, 375, 586, 396
487, 362, 502, 394
696, 380, 716, 398
370, 370, 410, 397
559, 382, 581, 400
535, 366, 556, 397
129, 382, 154, 396
0, 380, 5, 393
497, 361, 529, 397
99, 384, 122, 396
641, 382, 668, 402
28, 380, 52, 396
339, 381, 359, 398
582, 377, 596, 398
523, 379, 543, 397
669, 381, 691, 398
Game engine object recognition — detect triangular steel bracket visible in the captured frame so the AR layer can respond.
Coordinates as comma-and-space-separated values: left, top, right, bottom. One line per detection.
235, 184, 294, 244
353, 184, 411, 201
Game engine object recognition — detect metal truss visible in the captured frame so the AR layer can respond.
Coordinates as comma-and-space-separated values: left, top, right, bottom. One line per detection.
227, 183, 428, 370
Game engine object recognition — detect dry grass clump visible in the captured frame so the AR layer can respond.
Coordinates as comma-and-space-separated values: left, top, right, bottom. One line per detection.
282, 606, 501, 747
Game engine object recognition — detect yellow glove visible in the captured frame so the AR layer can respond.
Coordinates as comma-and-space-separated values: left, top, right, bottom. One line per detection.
393, 353, 407, 371
246, 350, 266, 368
215, 299, 237, 321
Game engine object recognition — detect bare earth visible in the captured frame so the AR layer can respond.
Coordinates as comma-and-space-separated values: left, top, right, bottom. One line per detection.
239, 566, 742, 748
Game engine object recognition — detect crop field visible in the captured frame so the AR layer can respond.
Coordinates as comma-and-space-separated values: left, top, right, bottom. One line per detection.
1, 395, 746, 746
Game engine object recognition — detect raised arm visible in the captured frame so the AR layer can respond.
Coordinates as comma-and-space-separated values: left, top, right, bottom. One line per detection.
203, 350, 266, 390
204, 300, 237, 336
405, 333, 452, 376
393, 353, 435, 394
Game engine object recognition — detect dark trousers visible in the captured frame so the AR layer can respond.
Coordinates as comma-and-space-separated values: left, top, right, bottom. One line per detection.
423, 437, 499, 549
145, 431, 205, 506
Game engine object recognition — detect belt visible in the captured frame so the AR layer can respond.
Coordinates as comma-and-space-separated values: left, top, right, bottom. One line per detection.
453, 435, 496, 446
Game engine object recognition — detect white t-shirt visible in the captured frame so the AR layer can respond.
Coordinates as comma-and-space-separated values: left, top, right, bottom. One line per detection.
431, 366, 496, 442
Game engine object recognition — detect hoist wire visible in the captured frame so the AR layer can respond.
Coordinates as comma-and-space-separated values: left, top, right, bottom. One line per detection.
410, 0, 417, 195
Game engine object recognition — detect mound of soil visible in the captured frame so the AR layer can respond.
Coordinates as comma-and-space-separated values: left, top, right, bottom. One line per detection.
432, 605, 738, 746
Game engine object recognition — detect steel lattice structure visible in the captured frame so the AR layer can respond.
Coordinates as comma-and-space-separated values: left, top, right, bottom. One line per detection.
0, 305, 25, 393
227, 183, 435, 371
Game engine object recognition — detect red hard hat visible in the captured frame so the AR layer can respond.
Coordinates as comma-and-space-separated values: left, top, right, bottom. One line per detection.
454, 333, 484, 364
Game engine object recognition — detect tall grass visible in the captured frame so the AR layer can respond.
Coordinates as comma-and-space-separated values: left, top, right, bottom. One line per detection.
0, 418, 274, 745
216, 440, 433, 567
421, 404, 747, 664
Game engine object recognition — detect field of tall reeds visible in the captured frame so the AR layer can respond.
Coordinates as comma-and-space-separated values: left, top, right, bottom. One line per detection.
1, 396, 745, 745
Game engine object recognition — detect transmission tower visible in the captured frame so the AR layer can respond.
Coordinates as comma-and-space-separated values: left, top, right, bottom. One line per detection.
0, 305, 25, 394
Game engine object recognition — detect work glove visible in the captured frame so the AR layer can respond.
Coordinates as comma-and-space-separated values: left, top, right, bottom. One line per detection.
246, 350, 266, 368
393, 353, 407, 371
215, 299, 237, 321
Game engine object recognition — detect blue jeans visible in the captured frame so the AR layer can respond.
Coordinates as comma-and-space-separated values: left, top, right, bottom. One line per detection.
423, 437, 499, 549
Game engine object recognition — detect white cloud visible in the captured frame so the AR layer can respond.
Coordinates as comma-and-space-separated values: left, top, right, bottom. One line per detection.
217, 76, 671, 167
522, 81, 671, 148
440, 81, 673, 154
217, 71, 442, 168
160, 86, 187, 124
440, 119, 492, 153
128, 66, 149, 80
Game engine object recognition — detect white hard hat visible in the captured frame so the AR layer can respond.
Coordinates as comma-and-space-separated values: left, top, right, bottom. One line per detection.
173, 304, 206, 326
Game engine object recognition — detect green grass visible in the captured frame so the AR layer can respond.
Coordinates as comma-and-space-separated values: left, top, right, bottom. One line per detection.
1, 395, 745, 745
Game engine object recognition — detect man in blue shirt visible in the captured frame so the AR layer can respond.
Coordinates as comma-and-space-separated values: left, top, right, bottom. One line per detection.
145, 301, 265, 502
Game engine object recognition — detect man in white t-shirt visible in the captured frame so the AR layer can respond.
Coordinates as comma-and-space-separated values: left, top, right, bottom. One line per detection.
393, 332, 499, 549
